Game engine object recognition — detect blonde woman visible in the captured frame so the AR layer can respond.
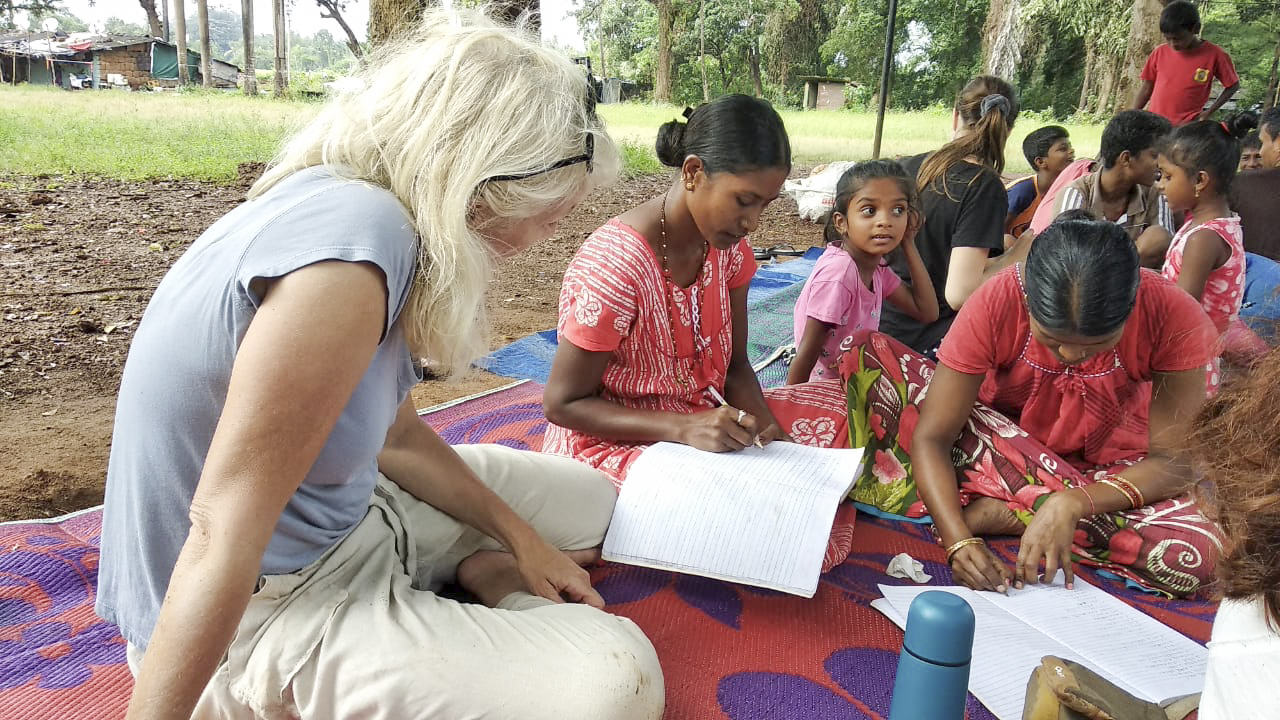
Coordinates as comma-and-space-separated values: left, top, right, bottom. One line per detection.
95, 10, 663, 720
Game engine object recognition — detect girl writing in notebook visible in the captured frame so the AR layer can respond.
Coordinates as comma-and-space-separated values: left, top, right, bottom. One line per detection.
787, 160, 938, 384
542, 96, 857, 569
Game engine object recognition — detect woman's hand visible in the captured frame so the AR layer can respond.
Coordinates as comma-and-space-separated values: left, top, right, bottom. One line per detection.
949, 541, 1012, 593
514, 539, 605, 609
1015, 491, 1084, 589
678, 406, 760, 452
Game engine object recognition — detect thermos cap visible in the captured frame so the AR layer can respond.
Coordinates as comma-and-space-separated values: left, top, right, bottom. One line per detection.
902, 590, 976, 666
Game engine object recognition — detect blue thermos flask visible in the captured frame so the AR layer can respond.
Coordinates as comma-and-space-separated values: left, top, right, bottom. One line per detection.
888, 590, 976, 720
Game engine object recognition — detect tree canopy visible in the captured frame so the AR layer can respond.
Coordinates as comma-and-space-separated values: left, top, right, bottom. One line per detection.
575, 0, 1280, 114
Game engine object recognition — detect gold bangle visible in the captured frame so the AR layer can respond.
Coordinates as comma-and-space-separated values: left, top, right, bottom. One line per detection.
945, 537, 985, 563
1109, 474, 1145, 508
1098, 477, 1141, 510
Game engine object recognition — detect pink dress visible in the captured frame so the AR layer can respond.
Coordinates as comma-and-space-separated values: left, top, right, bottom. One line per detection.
792, 244, 901, 382
1160, 215, 1244, 393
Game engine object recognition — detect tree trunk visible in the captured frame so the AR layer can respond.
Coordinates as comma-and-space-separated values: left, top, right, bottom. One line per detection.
196, 0, 212, 87
138, 0, 163, 37
273, 0, 287, 96
596, 7, 606, 79
653, 0, 674, 103
173, 0, 189, 84
981, 0, 1023, 79
241, 0, 256, 95
316, 0, 364, 58
1116, 0, 1164, 113
747, 42, 763, 97
368, 0, 429, 47
1078, 35, 1096, 114
1266, 33, 1280, 110
699, 0, 708, 102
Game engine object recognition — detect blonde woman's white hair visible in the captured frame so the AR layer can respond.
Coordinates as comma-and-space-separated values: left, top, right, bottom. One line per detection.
250, 7, 618, 375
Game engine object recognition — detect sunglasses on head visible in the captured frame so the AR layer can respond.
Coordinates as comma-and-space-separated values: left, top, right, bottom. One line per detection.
482, 84, 597, 183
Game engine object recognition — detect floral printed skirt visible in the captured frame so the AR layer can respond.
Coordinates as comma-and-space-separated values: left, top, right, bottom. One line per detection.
838, 332, 1221, 598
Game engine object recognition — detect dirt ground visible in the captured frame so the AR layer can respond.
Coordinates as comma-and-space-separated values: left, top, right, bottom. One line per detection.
0, 168, 820, 522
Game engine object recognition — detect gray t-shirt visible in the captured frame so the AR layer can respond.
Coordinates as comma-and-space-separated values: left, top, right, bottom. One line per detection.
96, 168, 421, 649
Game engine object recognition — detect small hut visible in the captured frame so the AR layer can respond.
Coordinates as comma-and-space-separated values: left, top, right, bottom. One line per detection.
798, 76, 852, 111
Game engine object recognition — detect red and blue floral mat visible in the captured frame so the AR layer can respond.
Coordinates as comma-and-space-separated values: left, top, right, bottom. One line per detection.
0, 380, 1215, 719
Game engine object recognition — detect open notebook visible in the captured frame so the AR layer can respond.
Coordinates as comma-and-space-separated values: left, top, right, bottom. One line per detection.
872, 574, 1208, 720
602, 441, 864, 597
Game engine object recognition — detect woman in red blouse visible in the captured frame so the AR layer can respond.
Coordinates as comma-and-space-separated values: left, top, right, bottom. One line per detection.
845, 217, 1221, 597
541, 95, 855, 569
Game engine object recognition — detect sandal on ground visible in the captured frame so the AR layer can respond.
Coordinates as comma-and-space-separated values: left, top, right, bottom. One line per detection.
767, 244, 805, 257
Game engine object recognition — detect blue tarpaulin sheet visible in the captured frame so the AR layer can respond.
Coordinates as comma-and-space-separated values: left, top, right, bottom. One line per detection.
476, 247, 823, 383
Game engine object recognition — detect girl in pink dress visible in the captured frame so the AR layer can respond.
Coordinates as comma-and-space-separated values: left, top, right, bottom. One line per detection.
542, 96, 856, 570
787, 160, 938, 384
1156, 116, 1255, 392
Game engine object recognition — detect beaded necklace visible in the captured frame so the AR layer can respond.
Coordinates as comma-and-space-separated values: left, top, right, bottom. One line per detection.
659, 195, 709, 387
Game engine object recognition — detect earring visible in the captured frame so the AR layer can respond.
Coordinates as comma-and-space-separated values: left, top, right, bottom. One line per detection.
1195, 187, 1201, 198
684, 181, 695, 191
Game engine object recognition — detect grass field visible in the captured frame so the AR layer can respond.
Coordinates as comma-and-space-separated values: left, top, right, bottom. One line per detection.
0, 84, 1105, 182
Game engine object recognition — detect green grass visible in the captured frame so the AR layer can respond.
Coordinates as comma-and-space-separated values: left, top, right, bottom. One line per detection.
600, 103, 1106, 175
0, 85, 1106, 182
0, 85, 312, 182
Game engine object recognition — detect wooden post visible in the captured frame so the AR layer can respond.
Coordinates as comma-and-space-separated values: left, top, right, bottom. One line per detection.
241, 0, 256, 96
871, 0, 899, 159
196, 0, 212, 87
174, 0, 190, 85
272, 0, 288, 97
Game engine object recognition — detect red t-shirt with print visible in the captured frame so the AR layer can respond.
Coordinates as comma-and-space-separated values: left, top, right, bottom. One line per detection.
1141, 40, 1238, 126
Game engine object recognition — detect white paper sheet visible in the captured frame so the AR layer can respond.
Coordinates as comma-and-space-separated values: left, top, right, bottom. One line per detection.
874, 574, 1207, 720
603, 441, 863, 597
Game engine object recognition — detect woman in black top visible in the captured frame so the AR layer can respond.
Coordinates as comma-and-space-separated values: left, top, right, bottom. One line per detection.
880, 75, 1024, 356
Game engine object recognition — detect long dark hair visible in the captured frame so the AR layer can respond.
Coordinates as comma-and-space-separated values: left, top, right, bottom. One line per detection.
1023, 218, 1140, 337
655, 94, 790, 174
1188, 347, 1280, 630
824, 159, 921, 246
1160, 112, 1257, 194
917, 75, 1018, 191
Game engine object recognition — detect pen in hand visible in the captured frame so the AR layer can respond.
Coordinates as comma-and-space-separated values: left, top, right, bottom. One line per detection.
706, 386, 765, 449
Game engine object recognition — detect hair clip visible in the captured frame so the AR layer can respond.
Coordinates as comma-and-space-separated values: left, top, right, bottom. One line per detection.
682, 106, 695, 119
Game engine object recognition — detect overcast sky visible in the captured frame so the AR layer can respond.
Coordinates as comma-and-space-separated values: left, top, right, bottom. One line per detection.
51, 0, 585, 47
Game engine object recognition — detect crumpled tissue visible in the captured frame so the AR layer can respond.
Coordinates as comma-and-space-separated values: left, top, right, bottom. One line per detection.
885, 552, 932, 583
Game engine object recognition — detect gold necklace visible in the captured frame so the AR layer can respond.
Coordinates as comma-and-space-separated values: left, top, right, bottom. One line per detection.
658, 195, 708, 387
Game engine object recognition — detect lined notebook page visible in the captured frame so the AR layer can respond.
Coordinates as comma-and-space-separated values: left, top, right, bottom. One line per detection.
875, 576, 1207, 720
603, 441, 863, 597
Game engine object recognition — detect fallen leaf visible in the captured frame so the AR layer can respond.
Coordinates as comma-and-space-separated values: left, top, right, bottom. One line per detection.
41, 408, 57, 416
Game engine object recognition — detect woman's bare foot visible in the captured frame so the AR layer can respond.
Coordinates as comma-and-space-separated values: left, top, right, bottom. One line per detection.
456, 550, 526, 607
564, 547, 602, 567
963, 497, 1026, 537
455, 548, 601, 607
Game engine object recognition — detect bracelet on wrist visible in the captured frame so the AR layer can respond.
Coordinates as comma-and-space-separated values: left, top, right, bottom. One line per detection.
1077, 485, 1098, 517
945, 536, 986, 564
1097, 476, 1143, 510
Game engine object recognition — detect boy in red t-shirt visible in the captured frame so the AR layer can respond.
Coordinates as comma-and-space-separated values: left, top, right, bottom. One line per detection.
1134, 0, 1238, 126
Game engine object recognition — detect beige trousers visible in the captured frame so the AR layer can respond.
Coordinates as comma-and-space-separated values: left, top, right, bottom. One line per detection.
128, 444, 664, 720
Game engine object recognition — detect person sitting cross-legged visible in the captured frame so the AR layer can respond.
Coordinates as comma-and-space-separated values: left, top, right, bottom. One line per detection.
841, 217, 1221, 598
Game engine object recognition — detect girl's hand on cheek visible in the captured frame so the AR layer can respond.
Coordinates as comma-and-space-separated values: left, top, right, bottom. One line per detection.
905, 209, 925, 243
